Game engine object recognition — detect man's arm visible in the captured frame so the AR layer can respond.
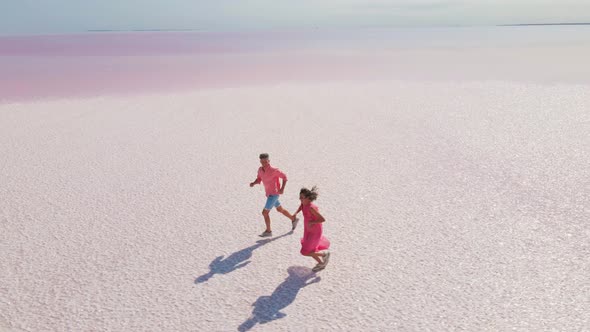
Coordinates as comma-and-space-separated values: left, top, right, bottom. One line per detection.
277, 169, 288, 194
278, 178, 287, 194
249, 172, 262, 187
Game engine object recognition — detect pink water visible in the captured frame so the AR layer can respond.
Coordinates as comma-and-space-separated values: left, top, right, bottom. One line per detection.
1, 27, 589, 103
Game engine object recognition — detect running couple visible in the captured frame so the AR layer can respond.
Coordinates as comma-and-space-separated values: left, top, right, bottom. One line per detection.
249, 153, 331, 272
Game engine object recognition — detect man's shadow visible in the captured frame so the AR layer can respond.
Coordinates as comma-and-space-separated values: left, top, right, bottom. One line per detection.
195, 232, 291, 284
238, 266, 321, 332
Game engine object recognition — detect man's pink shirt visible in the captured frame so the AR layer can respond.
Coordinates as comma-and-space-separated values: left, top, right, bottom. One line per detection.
257, 165, 287, 197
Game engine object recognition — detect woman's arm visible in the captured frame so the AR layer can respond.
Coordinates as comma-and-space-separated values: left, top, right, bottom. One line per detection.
309, 207, 325, 224
294, 204, 303, 216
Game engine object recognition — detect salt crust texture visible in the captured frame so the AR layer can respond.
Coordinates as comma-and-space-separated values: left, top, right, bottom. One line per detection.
1, 81, 588, 331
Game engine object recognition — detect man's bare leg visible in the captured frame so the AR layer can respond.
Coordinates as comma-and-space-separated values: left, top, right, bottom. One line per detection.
262, 209, 271, 232
276, 206, 296, 221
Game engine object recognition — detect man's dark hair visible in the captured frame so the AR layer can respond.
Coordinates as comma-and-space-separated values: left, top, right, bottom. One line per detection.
259, 153, 269, 159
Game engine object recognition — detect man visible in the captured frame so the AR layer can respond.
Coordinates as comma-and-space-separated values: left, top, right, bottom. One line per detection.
249, 153, 299, 237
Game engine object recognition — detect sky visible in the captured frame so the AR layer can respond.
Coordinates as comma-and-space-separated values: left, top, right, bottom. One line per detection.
1, 0, 590, 34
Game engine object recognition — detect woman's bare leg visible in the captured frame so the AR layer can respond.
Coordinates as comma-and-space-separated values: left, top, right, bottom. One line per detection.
304, 252, 324, 264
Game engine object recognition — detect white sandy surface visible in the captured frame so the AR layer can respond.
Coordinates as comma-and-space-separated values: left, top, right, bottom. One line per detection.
1, 80, 588, 331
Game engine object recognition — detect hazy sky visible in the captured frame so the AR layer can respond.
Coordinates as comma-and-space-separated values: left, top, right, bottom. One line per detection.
1, 0, 590, 34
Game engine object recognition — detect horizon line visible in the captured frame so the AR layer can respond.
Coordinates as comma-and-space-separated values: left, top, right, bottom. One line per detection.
2, 23, 589, 36
87, 23, 590, 32
498, 22, 590, 26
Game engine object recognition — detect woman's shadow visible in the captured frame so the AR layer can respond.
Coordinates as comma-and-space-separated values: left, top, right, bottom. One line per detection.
195, 232, 291, 284
238, 266, 321, 332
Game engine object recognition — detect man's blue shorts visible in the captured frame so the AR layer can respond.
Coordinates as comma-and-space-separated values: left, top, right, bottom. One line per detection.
264, 195, 281, 210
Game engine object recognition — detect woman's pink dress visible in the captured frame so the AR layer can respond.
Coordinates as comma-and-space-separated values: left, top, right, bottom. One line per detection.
300, 203, 330, 255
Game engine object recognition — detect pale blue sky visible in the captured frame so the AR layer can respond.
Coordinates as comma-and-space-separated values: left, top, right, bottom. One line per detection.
1, 0, 589, 34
